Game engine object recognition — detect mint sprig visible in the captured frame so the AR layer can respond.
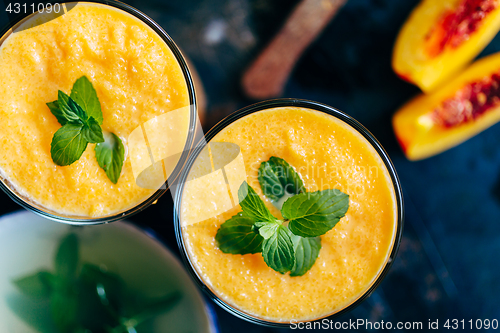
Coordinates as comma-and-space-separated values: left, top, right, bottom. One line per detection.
95, 132, 125, 184
81, 117, 105, 144
47, 76, 124, 183
12, 271, 53, 299
215, 156, 349, 276
50, 123, 89, 166
262, 225, 295, 274
70, 76, 103, 125
238, 181, 277, 223
258, 156, 306, 202
13, 233, 182, 333
290, 235, 321, 277
255, 221, 281, 239
58, 91, 89, 124
47, 101, 66, 126
215, 213, 264, 254
283, 189, 349, 238
55, 233, 79, 279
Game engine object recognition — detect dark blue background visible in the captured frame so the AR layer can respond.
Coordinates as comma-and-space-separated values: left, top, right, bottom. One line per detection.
1, 0, 499, 331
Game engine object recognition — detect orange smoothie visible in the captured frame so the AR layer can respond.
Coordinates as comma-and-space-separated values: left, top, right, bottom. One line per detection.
0, 3, 190, 217
180, 107, 398, 322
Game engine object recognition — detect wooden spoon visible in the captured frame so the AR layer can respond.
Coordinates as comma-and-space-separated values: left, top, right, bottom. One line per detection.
242, 0, 348, 99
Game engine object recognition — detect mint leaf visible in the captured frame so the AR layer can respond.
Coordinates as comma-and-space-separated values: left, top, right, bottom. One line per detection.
290, 235, 321, 277
71, 76, 103, 125
49, 79, 106, 168
58, 91, 87, 123
60, 92, 103, 144
51, 234, 79, 331
81, 117, 104, 144
258, 156, 306, 202
251, 221, 269, 236
51, 290, 78, 332
283, 189, 349, 238
13, 271, 54, 298
50, 123, 88, 166
47, 100, 68, 126
258, 162, 283, 201
216, 158, 347, 276
262, 225, 295, 274
55, 233, 79, 280
95, 132, 125, 184
257, 221, 281, 239
80, 263, 125, 316
215, 213, 264, 254
238, 182, 277, 223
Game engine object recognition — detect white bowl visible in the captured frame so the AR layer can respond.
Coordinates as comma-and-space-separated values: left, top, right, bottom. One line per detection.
0, 211, 217, 333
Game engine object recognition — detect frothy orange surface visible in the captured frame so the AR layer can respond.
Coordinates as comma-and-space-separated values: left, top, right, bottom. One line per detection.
181, 107, 397, 322
0, 3, 189, 217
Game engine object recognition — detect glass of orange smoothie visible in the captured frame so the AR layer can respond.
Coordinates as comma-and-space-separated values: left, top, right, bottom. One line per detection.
174, 99, 404, 326
0, 1, 197, 224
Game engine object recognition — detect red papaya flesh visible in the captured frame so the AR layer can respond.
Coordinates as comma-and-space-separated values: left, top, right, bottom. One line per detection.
393, 52, 500, 160
393, 0, 500, 92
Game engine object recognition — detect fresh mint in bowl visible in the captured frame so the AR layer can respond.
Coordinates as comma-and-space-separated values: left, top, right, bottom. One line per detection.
0, 211, 217, 333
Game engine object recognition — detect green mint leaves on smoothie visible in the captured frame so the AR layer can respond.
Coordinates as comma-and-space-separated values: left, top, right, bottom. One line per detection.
238, 182, 277, 223
47, 76, 124, 184
95, 132, 125, 184
49, 83, 104, 162
258, 156, 306, 202
283, 189, 350, 238
70, 76, 103, 125
290, 235, 321, 277
215, 156, 349, 276
47, 101, 67, 126
50, 123, 89, 167
13, 233, 182, 333
255, 220, 281, 239
262, 224, 295, 274
58, 91, 92, 125
215, 213, 264, 254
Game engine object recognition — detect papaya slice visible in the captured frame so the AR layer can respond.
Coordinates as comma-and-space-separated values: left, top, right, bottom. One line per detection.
393, 0, 500, 92
393, 51, 500, 160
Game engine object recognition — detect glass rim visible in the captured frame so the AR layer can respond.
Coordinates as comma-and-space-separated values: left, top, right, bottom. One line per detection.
0, 0, 197, 225
173, 98, 405, 327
